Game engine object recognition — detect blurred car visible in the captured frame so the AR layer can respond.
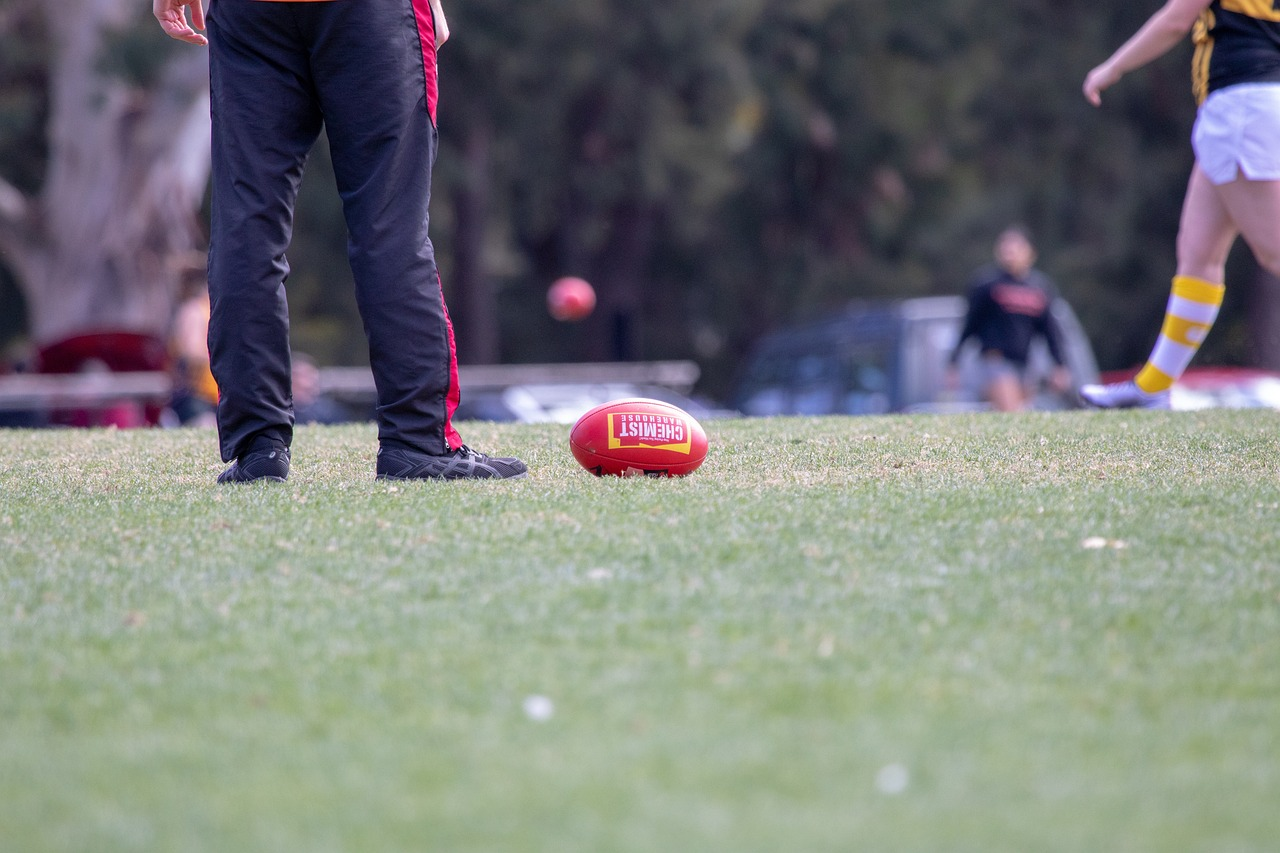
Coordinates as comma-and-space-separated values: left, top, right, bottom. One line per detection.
318, 361, 726, 425
1098, 367, 1280, 411
454, 382, 731, 424
728, 296, 1100, 416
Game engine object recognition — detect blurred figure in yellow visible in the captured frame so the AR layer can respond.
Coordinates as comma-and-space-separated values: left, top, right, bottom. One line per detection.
291, 352, 352, 425
168, 265, 218, 427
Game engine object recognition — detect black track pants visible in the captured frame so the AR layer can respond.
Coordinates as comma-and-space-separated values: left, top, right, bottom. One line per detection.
206, 0, 462, 462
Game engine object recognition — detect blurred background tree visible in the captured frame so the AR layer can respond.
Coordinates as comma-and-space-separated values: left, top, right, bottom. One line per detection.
0, 0, 209, 361
1, 0, 1275, 395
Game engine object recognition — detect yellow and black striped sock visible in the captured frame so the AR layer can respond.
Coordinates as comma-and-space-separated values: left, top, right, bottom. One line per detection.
1134, 275, 1225, 394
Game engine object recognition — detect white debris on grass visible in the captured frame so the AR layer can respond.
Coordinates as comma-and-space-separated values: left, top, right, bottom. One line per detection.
1082, 537, 1128, 550
875, 763, 910, 795
522, 695, 555, 722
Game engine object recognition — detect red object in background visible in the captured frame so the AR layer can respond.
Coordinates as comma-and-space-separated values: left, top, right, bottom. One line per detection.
1097, 367, 1142, 385
1164, 366, 1279, 389
569, 397, 708, 477
1099, 365, 1280, 388
547, 276, 596, 322
37, 332, 170, 427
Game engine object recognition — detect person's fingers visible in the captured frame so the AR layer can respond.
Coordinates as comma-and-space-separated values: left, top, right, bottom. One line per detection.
1083, 66, 1118, 107
163, 23, 208, 45
155, 2, 207, 45
1082, 75, 1103, 107
190, 0, 206, 32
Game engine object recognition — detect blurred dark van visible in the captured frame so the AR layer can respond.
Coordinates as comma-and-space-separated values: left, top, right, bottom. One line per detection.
728, 296, 1099, 416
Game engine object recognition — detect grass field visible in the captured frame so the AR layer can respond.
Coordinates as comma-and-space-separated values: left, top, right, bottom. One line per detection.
2, 410, 1279, 852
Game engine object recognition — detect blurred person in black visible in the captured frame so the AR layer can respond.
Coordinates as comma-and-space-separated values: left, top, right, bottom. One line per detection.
947, 226, 1073, 411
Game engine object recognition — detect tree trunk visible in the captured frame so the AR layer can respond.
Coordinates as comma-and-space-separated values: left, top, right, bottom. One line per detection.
1247, 266, 1280, 370
587, 201, 656, 362
0, 0, 211, 348
450, 120, 500, 364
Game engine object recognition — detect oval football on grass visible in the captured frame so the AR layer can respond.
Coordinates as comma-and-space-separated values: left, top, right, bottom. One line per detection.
569, 398, 708, 477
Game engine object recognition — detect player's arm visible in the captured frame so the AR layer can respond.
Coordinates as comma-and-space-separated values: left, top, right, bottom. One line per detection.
154, 0, 207, 46
1083, 0, 1210, 106
949, 284, 984, 366
1033, 291, 1074, 393
430, 0, 450, 46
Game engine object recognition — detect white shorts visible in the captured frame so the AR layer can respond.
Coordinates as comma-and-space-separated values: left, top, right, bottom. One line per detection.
1192, 83, 1280, 185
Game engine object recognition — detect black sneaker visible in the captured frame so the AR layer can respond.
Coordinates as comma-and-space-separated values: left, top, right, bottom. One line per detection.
376, 444, 528, 481
217, 441, 290, 484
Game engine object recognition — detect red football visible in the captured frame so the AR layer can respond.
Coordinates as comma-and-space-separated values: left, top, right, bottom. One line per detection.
547, 276, 596, 322
570, 398, 708, 477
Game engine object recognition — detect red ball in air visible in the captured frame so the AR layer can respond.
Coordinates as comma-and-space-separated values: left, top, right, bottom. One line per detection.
547, 276, 596, 322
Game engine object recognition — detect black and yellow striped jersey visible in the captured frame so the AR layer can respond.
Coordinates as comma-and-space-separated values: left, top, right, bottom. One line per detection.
1192, 1, 1280, 103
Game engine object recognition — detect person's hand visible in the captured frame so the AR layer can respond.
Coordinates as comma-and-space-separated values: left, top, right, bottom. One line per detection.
1083, 62, 1120, 106
154, 0, 207, 46
1049, 366, 1073, 394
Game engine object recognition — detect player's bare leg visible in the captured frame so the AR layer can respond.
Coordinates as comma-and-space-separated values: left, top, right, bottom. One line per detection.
1176, 166, 1239, 282
1213, 174, 1280, 278
986, 374, 1026, 412
1081, 166, 1234, 410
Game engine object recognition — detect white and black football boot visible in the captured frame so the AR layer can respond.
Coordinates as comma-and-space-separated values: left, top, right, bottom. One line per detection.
1079, 380, 1171, 410
376, 445, 528, 481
